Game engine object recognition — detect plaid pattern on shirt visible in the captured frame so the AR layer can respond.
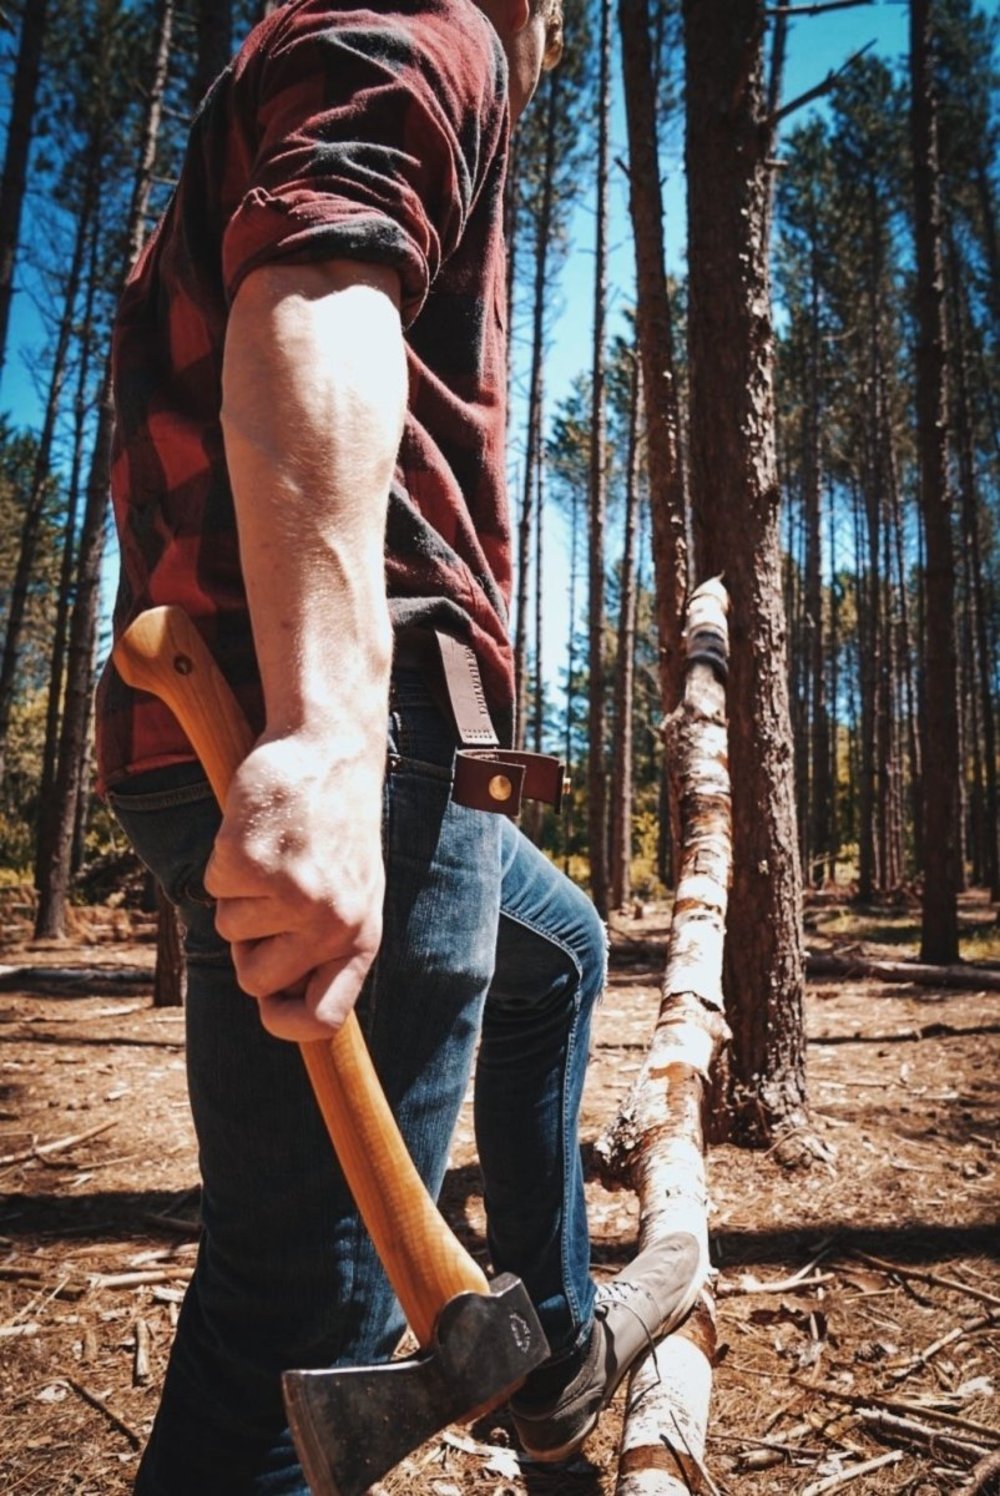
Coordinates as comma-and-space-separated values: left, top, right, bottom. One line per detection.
96, 0, 514, 787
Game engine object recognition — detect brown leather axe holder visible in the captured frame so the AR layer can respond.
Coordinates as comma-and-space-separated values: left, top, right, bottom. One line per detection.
396, 628, 569, 817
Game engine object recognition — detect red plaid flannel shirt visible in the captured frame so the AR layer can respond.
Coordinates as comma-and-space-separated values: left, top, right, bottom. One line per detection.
96, 0, 514, 788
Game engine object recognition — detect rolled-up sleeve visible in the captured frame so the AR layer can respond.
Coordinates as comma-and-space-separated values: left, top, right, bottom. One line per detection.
221, 2, 508, 325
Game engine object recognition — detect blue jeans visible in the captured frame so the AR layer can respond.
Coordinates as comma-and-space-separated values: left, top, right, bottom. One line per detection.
109, 667, 605, 1495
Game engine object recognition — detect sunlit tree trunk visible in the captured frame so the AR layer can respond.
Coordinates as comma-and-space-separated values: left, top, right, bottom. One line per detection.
949, 239, 999, 897
685, 0, 808, 1147
619, 0, 687, 717
514, 69, 560, 748
587, 0, 611, 916
911, 0, 960, 962
35, 212, 101, 893
610, 359, 641, 911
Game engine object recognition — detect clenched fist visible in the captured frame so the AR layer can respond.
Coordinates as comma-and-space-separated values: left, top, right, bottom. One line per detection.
205, 729, 385, 1042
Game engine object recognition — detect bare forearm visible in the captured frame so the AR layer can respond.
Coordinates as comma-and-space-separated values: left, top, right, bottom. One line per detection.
221, 260, 406, 748
207, 260, 407, 1039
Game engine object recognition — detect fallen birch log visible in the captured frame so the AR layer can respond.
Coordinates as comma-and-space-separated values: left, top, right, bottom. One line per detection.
596, 578, 731, 1495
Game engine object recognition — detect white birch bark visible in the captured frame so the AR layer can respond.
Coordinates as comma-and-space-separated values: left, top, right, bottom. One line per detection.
597, 578, 731, 1495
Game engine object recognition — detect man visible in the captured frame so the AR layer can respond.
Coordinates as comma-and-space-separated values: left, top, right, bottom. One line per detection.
97, 0, 706, 1490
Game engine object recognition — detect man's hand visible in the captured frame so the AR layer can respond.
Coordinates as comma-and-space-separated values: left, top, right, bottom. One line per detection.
205, 732, 385, 1042
217, 258, 405, 1040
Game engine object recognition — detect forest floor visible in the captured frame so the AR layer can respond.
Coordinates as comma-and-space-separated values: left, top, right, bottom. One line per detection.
0, 890, 998, 1496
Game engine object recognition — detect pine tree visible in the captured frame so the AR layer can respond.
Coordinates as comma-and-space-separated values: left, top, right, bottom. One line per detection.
685, 0, 808, 1147
911, 0, 961, 961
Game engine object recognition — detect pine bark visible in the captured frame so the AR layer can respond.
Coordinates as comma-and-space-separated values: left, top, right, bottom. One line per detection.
154, 888, 186, 1007
587, 0, 611, 917
0, 0, 49, 377
610, 360, 641, 911
194, 0, 232, 106
563, 486, 581, 874
685, 0, 808, 1146
35, 213, 101, 892
803, 311, 830, 885
911, 0, 961, 962
948, 238, 999, 898
619, 0, 688, 716
514, 69, 560, 749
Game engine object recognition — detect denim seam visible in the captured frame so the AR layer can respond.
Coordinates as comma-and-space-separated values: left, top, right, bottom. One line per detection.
108, 779, 214, 812
497, 907, 587, 1328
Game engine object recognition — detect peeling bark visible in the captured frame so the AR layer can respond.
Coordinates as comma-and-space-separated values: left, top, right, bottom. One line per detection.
597, 579, 731, 1495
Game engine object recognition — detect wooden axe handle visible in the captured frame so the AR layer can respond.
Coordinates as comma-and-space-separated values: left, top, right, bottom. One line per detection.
113, 606, 489, 1346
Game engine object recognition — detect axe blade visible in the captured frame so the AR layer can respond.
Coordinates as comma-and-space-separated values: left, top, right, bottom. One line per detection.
283, 1274, 548, 1496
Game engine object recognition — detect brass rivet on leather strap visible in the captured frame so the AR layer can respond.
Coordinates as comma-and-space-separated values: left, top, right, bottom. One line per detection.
488, 774, 513, 802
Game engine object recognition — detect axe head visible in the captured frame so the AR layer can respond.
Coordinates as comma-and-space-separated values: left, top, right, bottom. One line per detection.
283, 1273, 548, 1496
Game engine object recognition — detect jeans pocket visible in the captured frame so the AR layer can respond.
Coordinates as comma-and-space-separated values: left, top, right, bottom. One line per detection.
109, 770, 224, 962
107, 769, 215, 814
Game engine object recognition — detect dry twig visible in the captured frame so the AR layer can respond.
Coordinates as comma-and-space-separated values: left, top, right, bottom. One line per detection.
91, 1268, 192, 1289
892, 1309, 1000, 1383
134, 1317, 152, 1385
855, 1405, 991, 1462
61, 1376, 143, 1449
848, 1249, 1000, 1311
800, 1449, 904, 1495
0, 1117, 117, 1167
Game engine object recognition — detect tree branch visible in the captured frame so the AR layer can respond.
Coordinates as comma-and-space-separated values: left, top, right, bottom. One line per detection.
767, 0, 875, 16
772, 40, 875, 125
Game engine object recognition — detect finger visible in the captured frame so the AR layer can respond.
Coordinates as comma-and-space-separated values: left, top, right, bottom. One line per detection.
204, 848, 274, 901
214, 894, 292, 944
232, 932, 314, 1000
255, 953, 372, 1042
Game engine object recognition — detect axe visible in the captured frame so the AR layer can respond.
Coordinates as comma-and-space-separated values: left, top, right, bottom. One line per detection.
113, 606, 549, 1496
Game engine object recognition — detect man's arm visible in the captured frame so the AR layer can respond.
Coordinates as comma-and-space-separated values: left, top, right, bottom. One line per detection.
204, 258, 407, 1041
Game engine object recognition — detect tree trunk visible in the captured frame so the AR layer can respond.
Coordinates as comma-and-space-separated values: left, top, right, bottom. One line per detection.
619, 0, 687, 716
35, 210, 101, 892
154, 887, 186, 1007
533, 426, 544, 757
804, 242, 830, 887
888, 433, 922, 877
685, 0, 808, 1147
948, 234, 999, 899
513, 69, 560, 749
35, 0, 175, 937
587, 0, 611, 917
911, 0, 961, 962
194, 0, 232, 107
828, 499, 840, 880
563, 483, 581, 875
0, 0, 49, 378
610, 359, 641, 911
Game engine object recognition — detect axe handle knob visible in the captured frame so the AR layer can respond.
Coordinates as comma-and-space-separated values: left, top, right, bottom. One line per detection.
113, 606, 490, 1346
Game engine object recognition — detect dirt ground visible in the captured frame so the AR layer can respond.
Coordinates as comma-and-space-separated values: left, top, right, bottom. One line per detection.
1, 892, 998, 1496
